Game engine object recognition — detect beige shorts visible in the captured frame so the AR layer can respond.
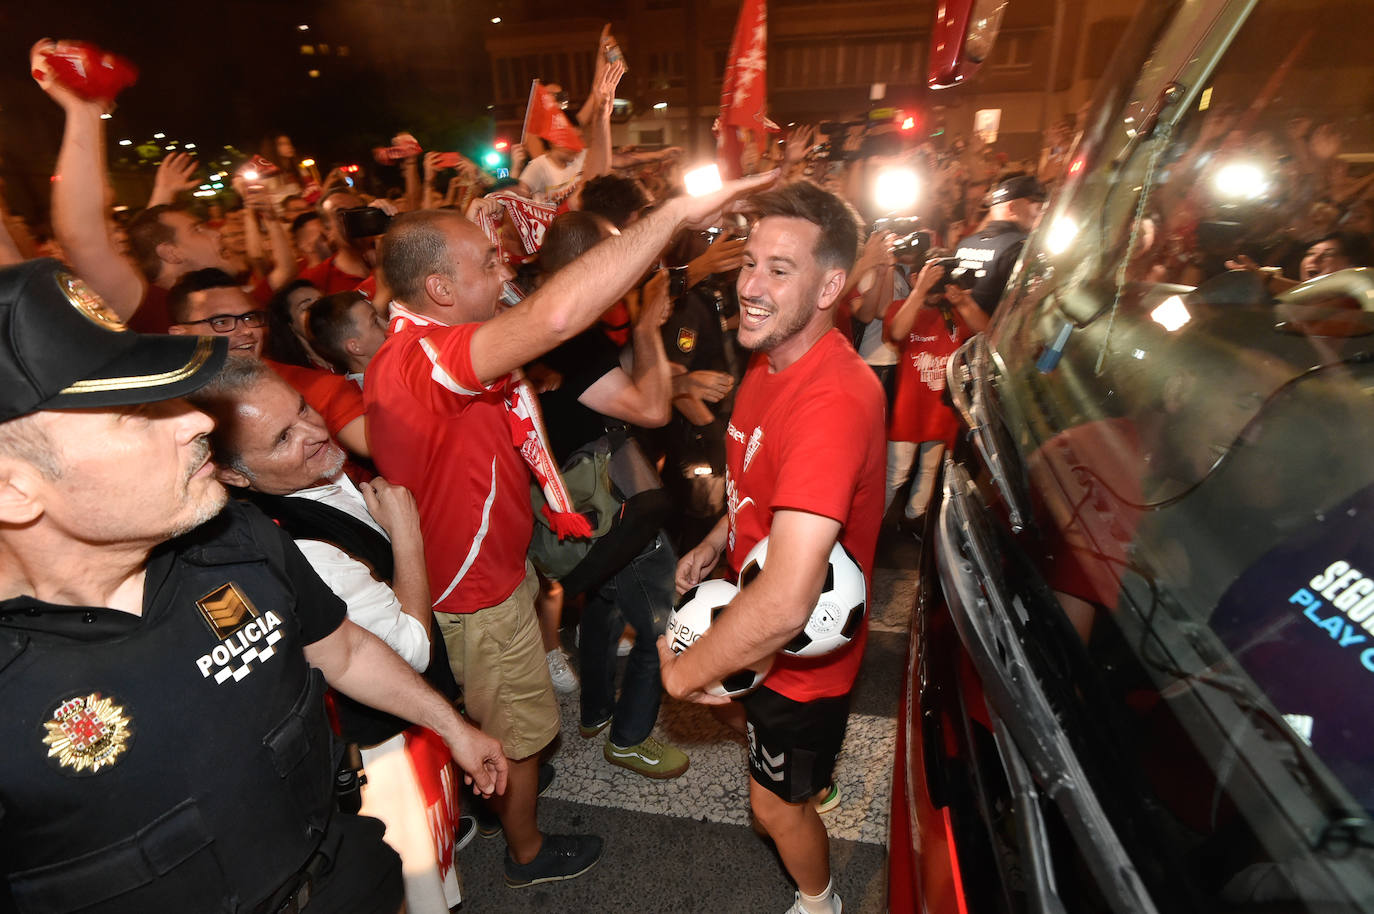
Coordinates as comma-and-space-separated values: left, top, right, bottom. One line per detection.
435, 563, 559, 761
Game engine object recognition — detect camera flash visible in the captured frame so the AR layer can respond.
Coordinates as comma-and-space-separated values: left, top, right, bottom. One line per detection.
685, 164, 723, 197
874, 168, 919, 213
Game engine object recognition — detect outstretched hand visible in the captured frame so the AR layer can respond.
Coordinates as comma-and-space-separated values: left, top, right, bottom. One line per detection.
674, 170, 779, 229
155, 152, 199, 199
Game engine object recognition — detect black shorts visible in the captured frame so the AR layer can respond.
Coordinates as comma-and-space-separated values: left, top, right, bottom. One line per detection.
741, 686, 851, 803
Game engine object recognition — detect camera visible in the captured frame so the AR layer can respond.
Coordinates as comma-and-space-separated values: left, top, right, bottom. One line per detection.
339, 206, 392, 241
931, 256, 977, 292
891, 230, 932, 262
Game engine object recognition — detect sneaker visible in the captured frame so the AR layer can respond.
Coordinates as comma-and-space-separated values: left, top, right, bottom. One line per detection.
546, 648, 579, 695
475, 761, 556, 838
579, 713, 612, 739
815, 782, 841, 815
504, 834, 604, 888
616, 634, 634, 657
784, 891, 843, 914
604, 735, 690, 779
455, 815, 477, 852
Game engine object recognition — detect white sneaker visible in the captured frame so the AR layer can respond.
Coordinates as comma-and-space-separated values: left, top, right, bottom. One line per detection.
784, 891, 842, 914
546, 648, 579, 694
617, 635, 634, 657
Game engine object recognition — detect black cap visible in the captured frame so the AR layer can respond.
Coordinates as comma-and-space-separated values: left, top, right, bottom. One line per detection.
0, 259, 228, 422
987, 175, 1048, 207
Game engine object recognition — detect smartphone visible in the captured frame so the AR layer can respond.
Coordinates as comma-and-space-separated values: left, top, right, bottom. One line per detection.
434, 152, 463, 169
340, 206, 391, 240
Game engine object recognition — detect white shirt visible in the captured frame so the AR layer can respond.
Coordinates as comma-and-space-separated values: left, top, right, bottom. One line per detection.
289, 474, 430, 672
521, 150, 586, 204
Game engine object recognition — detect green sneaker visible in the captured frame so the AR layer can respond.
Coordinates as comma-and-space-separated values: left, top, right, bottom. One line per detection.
579, 714, 612, 739
604, 735, 690, 779
815, 782, 841, 814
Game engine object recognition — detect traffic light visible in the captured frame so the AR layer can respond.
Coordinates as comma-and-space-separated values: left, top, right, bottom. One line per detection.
483, 139, 510, 169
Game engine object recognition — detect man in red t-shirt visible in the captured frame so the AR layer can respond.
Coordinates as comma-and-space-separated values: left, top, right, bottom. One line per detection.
165, 269, 370, 459
882, 261, 988, 530
300, 190, 380, 297
364, 172, 773, 889
660, 182, 885, 914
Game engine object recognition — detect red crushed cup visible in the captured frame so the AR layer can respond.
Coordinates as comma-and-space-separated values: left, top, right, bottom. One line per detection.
37, 41, 138, 104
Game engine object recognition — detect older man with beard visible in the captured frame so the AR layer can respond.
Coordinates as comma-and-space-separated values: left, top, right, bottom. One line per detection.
0, 258, 505, 914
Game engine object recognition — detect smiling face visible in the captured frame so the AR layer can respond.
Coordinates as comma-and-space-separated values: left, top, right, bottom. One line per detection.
286, 284, 322, 340
736, 216, 844, 370
169, 285, 267, 358
213, 374, 345, 496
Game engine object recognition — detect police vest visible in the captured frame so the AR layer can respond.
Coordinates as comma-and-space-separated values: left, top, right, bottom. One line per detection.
954, 220, 1029, 315
0, 503, 346, 913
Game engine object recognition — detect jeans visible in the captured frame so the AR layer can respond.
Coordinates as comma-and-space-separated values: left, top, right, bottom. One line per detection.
579, 530, 678, 747
886, 440, 946, 520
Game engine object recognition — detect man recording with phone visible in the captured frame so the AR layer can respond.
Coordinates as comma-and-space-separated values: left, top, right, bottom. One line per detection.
301, 189, 387, 297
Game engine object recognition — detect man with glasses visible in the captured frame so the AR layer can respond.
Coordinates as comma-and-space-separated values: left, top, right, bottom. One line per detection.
168, 269, 370, 458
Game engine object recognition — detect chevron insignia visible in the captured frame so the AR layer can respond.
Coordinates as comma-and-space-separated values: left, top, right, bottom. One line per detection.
196, 582, 259, 639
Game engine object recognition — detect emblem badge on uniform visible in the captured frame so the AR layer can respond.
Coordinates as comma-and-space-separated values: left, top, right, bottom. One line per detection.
677, 327, 697, 354
42, 692, 134, 775
56, 271, 127, 332
195, 582, 286, 685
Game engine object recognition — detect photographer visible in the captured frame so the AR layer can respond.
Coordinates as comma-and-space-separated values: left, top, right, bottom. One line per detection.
301, 189, 386, 297
882, 258, 987, 532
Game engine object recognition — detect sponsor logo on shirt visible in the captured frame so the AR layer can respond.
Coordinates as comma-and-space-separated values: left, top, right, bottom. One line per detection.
42, 692, 134, 776
194, 583, 284, 685
913, 351, 951, 392
726, 421, 747, 444
725, 470, 755, 555
677, 327, 697, 353
744, 427, 764, 472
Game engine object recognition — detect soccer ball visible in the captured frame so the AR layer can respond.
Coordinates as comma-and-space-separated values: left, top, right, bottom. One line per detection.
666, 579, 770, 698
738, 537, 866, 658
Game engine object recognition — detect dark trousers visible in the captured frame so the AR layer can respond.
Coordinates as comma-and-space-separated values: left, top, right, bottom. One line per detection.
579, 531, 677, 747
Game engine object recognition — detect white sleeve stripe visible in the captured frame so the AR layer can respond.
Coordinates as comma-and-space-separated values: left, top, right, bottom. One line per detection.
419, 337, 482, 397
435, 456, 498, 606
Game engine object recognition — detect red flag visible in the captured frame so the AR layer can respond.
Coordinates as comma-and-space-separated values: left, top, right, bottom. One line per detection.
522, 80, 585, 152
717, 0, 768, 178
35, 40, 138, 105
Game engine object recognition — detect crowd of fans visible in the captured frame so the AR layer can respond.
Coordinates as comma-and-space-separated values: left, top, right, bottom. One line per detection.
3, 22, 1374, 914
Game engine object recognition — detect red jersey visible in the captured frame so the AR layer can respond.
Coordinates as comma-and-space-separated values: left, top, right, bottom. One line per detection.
885, 300, 970, 445
265, 359, 365, 439
725, 329, 886, 701
129, 283, 171, 334
301, 255, 373, 296
363, 304, 532, 613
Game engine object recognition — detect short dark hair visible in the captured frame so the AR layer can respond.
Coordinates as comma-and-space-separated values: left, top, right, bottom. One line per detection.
580, 175, 650, 230
1314, 231, 1373, 268
307, 292, 368, 374
743, 181, 861, 272
167, 268, 240, 324
290, 211, 321, 238
379, 209, 461, 304
539, 211, 614, 275
264, 279, 320, 368
126, 205, 179, 281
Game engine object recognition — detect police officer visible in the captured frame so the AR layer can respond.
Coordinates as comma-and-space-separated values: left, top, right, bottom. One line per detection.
952, 174, 1047, 315
0, 259, 506, 914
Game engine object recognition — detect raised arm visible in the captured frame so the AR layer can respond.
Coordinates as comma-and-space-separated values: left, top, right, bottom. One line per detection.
577, 270, 673, 427
469, 170, 778, 384
32, 41, 145, 319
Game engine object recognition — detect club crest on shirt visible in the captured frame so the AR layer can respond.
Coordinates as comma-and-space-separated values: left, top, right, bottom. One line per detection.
194, 582, 284, 685
676, 328, 697, 353
42, 692, 133, 775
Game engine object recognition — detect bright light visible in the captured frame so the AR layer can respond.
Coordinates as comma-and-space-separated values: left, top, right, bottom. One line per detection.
199, 184, 211, 190
490, 16, 502, 23
483, 150, 502, 167
653, 102, 668, 110
118, 139, 132, 146
99, 113, 112, 120
1150, 296, 1191, 332
684, 164, 723, 197
211, 182, 224, 190
185, 143, 196, 150
873, 167, 919, 213
297, 23, 309, 30
308, 69, 321, 78
153, 132, 165, 139
164, 145, 175, 151
901, 116, 915, 130
1213, 161, 1268, 202
494, 140, 510, 151
1045, 216, 1079, 256
242, 170, 258, 181
300, 158, 315, 168
193, 190, 216, 198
